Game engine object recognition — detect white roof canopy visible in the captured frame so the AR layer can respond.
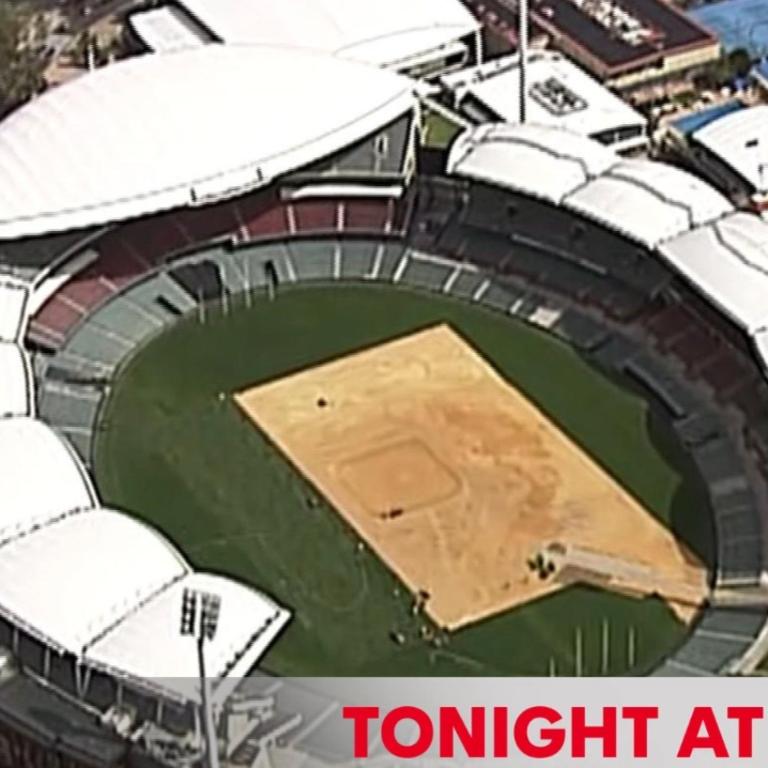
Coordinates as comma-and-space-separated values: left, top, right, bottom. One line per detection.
442, 51, 646, 139
0, 509, 189, 655
694, 105, 768, 194
447, 122, 617, 204
0, 45, 416, 239
0, 277, 28, 342
448, 123, 733, 246
0, 416, 291, 700
0, 417, 95, 544
659, 212, 768, 334
566, 159, 733, 248
0, 343, 32, 418
87, 573, 290, 705
161, 0, 479, 68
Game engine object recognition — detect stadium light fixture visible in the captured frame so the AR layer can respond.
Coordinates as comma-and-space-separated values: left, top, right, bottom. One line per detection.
180, 587, 198, 636
180, 587, 222, 768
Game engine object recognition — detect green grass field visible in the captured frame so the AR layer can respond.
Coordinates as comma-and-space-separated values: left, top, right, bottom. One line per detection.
94, 283, 714, 675
423, 111, 463, 149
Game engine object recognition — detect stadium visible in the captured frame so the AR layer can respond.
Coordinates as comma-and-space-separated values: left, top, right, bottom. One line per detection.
1, 13, 768, 768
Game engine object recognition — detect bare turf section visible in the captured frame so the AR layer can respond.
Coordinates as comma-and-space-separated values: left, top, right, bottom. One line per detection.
236, 325, 706, 630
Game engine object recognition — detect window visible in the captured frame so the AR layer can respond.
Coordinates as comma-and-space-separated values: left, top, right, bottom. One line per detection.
374, 134, 390, 160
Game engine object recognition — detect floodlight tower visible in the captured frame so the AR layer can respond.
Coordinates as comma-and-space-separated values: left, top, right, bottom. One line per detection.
519, 0, 529, 123
181, 587, 222, 768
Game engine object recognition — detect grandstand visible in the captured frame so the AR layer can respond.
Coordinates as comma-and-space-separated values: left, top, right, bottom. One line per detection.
0, 46, 417, 242
3, 25, 768, 768
443, 124, 768, 595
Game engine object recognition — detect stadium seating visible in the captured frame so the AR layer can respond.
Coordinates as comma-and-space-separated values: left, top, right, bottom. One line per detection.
236, 195, 291, 240
344, 198, 393, 233
175, 200, 239, 243
291, 200, 338, 234
30, 296, 84, 347
24, 223, 768, 688
16, 161, 768, 688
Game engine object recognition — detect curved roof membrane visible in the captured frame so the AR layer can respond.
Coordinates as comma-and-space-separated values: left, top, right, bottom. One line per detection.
171, 0, 479, 67
0, 509, 189, 655
0, 45, 415, 240
0, 417, 95, 544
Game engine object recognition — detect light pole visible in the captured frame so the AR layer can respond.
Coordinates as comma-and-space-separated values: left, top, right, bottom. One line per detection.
519, 0, 529, 124
181, 587, 222, 768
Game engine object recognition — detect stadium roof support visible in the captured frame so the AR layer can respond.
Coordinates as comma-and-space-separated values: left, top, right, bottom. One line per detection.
0, 45, 417, 240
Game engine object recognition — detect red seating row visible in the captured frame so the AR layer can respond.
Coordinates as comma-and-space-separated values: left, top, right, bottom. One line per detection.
28, 192, 409, 347
236, 196, 403, 240
666, 324, 719, 372
344, 199, 393, 233
29, 295, 84, 345
292, 200, 337, 233
643, 304, 691, 347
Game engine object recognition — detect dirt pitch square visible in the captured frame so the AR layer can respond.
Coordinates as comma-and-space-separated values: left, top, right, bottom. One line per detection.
235, 324, 706, 630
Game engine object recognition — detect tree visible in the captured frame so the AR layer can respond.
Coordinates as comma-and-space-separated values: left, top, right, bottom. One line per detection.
0, 1, 46, 118
727, 47, 752, 80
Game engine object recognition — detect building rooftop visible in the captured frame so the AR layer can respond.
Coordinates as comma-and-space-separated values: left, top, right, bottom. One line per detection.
671, 100, 745, 139
442, 51, 646, 140
690, 0, 768, 58
531, 0, 716, 74
693, 104, 768, 194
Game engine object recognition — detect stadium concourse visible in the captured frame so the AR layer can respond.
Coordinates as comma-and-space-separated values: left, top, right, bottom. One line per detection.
2, 32, 768, 768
